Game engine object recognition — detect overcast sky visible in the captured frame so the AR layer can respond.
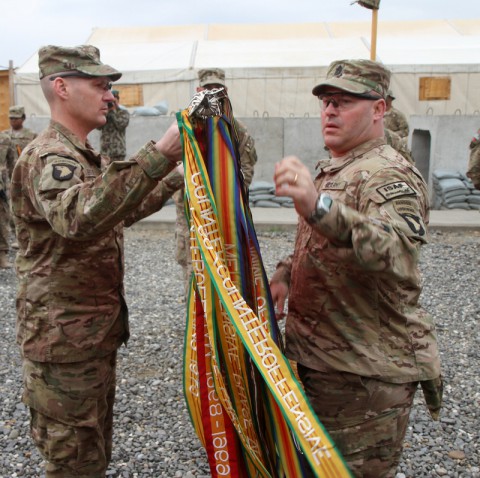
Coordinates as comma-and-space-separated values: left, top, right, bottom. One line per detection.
1, 0, 478, 69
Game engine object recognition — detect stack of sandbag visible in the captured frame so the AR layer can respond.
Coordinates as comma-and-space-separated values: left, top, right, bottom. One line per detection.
465, 177, 480, 210
432, 170, 480, 210
248, 181, 294, 208
132, 106, 161, 116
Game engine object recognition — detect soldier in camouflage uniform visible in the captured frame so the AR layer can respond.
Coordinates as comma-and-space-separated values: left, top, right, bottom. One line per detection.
384, 127, 414, 164
0, 132, 15, 267
384, 90, 409, 139
466, 128, 480, 190
99, 89, 130, 161
270, 59, 442, 478
173, 68, 258, 294
10, 44, 183, 478
2, 105, 37, 163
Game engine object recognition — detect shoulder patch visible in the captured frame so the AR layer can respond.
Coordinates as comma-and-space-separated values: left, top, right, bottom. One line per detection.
387, 198, 427, 238
376, 181, 416, 201
39, 156, 82, 193
52, 163, 76, 181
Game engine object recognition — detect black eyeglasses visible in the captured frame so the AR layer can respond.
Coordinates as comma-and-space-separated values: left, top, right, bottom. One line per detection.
49, 73, 113, 91
318, 92, 382, 111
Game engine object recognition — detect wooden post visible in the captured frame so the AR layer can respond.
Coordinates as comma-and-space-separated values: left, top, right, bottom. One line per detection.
370, 8, 378, 60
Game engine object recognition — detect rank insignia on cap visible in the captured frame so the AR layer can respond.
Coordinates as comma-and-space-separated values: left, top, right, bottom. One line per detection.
52, 163, 76, 181
334, 64, 344, 77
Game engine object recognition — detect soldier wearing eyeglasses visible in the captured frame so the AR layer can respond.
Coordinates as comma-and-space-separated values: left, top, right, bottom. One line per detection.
270, 59, 442, 477
10, 44, 184, 477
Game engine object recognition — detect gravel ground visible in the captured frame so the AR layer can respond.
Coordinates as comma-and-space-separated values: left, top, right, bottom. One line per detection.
0, 225, 479, 478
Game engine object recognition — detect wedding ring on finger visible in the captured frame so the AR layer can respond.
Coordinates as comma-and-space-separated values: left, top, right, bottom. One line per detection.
293, 173, 298, 185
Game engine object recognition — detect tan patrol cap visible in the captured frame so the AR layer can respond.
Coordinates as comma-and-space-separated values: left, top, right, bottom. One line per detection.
198, 68, 226, 87
9, 105, 25, 118
312, 59, 390, 98
38, 44, 122, 81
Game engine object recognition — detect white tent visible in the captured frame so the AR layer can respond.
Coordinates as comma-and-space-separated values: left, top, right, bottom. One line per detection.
15, 19, 480, 117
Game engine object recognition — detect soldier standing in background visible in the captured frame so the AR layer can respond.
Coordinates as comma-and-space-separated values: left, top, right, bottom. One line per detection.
466, 127, 480, 190
270, 59, 442, 477
384, 127, 414, 164
384, 90, 409, 139
99, 89, 130, 161
0, 133, 15, 268
2, 105, 37, 163
173, 68, 258, 294
10, 44, 183, 478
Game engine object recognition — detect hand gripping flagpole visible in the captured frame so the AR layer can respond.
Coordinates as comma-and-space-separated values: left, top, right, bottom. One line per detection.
178, 88, 352, 478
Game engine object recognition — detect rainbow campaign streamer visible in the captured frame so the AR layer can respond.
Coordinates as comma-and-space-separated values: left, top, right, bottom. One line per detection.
178, 88, 352, 478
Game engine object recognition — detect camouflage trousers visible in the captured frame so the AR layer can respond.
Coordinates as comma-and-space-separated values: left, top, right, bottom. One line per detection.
22, 352, 117, 478
297, 365, 418, 478
0, 196, 9, 252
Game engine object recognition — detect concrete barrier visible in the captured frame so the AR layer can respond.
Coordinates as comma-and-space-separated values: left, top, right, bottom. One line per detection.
24, 114, 480, 195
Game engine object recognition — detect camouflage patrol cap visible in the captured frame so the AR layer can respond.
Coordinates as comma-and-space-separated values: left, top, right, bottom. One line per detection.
198, 68, 226, 87
38, 45, 122, 81
9, 105, 25, 118
312, 59, 390, 98
387, 89, 395, 99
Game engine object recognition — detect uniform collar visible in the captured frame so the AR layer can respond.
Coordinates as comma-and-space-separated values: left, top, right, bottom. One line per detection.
317, 137, 386, 173
50, 120, 102, 166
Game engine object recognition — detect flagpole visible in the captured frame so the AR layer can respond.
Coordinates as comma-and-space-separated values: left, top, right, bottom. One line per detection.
370, 7, 378, 60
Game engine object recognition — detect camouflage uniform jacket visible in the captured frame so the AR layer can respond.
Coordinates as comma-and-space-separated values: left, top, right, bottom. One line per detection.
234, 119, 257, 186
384, 106, 409, 139
384, 128, 414, 164
0, 133, 15, 192
0, 134, 15, 252
99, 107, 130, 160
11, 120, 182, 363
466, 129, 480, 190
2, 127, 37, 163
273, 137, 441, 383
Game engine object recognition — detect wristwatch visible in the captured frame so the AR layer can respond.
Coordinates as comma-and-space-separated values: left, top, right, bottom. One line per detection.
307, 193, 332, 225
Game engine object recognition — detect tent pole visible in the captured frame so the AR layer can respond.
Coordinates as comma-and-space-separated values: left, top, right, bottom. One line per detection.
9, 60, 15, 106
370, 9, 378, 60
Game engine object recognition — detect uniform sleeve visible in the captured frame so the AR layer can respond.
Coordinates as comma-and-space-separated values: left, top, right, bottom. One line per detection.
271, 254, 293, 286
6, 143, 15, 180
0, 141, 15, 196
239, 134, 257, 188
235, 120, 257, 188
467, 142, 480, 190
124, 169, 184, 226
28, 141, 176, 239
313, 170, 428, 282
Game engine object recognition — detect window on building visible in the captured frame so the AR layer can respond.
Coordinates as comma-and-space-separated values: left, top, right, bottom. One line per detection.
115, 85, 144, 107
419, 77, 451, 101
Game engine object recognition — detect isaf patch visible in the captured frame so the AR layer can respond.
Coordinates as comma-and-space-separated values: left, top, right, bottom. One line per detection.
52, 163, 76, 181
376, 181, 416, 201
